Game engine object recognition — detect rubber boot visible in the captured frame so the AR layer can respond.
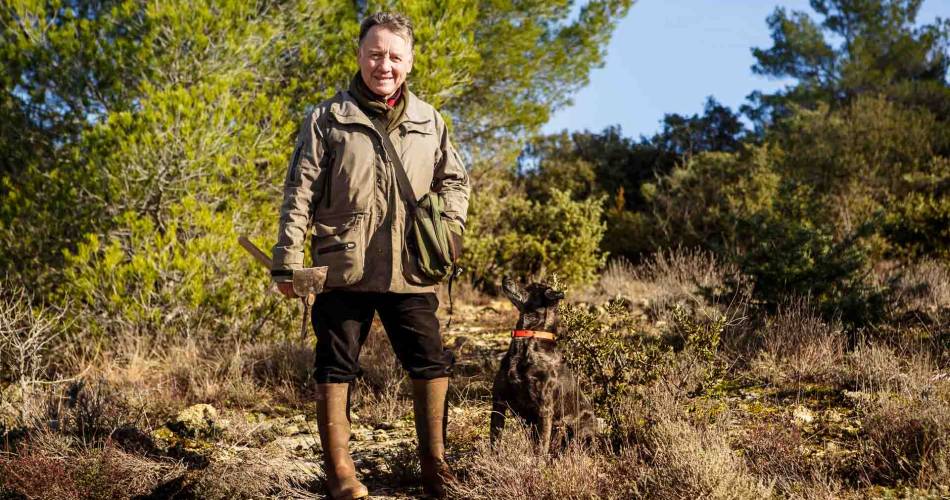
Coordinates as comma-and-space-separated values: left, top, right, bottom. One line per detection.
412, 377, 457, 498
315, 383, 369, 500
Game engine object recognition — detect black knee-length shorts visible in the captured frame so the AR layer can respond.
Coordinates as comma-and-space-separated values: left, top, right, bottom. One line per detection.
311, 291, 454, 383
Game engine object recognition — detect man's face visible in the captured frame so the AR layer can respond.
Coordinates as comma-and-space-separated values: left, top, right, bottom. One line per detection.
357, 26, 413, 98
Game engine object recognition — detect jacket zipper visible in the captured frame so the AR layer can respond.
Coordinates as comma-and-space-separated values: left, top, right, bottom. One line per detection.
317, 242, 355, 255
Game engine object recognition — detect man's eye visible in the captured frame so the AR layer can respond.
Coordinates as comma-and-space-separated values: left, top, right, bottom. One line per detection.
392, 57, 401, 62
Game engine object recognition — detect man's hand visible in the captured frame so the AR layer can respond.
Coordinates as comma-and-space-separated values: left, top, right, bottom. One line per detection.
276, 282, 297, 298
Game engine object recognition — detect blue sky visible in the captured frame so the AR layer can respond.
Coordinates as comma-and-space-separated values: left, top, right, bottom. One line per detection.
544, 0, 950, 139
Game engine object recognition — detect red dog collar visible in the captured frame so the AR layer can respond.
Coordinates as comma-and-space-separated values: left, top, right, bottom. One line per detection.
511, 330, 556, 341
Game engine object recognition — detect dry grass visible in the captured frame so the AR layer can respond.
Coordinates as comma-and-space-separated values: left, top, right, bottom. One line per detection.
447, 423, 629, 499
591, 249, 747, 315
879, 259, 950, 321
856, 390, 950, 488
191, 441, 319, 499
4, 254, 950, 498
842, 341, 950, 489
633, 415, 774, 499
749, 299, 847, 386
351, 325, 413, 427
0, 432, 184, 500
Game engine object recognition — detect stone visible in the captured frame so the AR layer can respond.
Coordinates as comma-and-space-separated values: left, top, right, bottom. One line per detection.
280, 424, 301, 437
793, 406, 815, 425
173, 404, 219, 437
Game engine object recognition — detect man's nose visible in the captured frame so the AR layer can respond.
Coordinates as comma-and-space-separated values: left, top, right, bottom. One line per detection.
379, 57, 392, 72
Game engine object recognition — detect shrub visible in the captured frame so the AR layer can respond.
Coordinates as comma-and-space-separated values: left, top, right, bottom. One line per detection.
465, 187, 608, 289
558, 298, 668, 434
0, 434, 181, 500
446, 423, 634, 499
632, 414, 773, 498
0, 286, 64, 427
558, 296, 724, 435
640, 145, 780, 253
857, 392, 950, 488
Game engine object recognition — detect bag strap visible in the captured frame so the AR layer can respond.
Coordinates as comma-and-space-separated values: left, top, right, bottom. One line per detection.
367, 115, 419, 213
368, 110, 462, 314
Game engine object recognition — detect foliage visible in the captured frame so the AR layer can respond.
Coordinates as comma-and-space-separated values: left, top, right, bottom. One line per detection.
642, 146, 781, 253
771, 94, 946, 236
0, 0, 632, 343
558, 298, 723, 435
522, 98, 747, 211
464, 188, 607, 289
558, 299, 668, 434
745, 0, 950, 128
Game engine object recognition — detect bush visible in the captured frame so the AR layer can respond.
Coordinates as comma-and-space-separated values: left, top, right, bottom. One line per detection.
640, 145, 780, 254
61, 198, 294, 348
558, 296, 724, 435
465, 187, 608, 289
0, 435, 182, 500
857, 392, 950, 488
558, 299, 669, 434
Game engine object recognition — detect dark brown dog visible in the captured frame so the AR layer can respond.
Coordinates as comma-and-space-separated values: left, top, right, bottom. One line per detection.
490, 277, 596, 453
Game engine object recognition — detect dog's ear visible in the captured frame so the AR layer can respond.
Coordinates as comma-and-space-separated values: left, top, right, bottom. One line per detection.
502, 276, 527, 311
544, 288, 565, 302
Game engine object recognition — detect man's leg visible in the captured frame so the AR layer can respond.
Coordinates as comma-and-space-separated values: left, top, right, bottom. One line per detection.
312, 291, 375, 500
376, 293, 455, 498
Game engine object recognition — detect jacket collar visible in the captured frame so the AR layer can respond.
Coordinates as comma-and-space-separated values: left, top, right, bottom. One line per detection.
330, 89, 430, 131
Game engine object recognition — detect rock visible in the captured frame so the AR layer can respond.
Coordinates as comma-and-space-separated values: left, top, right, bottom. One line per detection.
173, 404, 219, 437
275, 434, 319, 452
793, 406, 815, 425
843, 390, 873, 403
825, 409, 843, 423
280, 424, 302, 437
351, 427, 373, 441
150, 426, 177, 452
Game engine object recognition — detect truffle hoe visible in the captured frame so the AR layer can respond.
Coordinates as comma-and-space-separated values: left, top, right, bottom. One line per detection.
237, 235, 327, 339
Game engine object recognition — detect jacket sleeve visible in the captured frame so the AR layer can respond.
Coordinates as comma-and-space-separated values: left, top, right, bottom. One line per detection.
432, 112, 470, 227
272, 111, 326, 274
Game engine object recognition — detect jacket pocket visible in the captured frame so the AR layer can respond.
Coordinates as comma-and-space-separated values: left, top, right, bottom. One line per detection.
311, 211, 367, 288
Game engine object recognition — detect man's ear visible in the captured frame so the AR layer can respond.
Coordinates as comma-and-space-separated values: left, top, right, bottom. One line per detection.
502, 276, 526, 312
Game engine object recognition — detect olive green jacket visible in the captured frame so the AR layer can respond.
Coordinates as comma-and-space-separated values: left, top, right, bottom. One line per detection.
272, 89, 470, 293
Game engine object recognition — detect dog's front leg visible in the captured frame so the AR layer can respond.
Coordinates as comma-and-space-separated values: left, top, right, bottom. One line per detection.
489, 399, 506, 447
538, 410, 553, 455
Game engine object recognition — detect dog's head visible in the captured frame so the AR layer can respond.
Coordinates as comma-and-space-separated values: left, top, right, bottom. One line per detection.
502, 277, 565, 332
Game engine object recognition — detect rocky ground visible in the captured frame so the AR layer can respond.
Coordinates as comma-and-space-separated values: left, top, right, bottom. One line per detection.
125, 298, 518, 499
3, 273, 948, 498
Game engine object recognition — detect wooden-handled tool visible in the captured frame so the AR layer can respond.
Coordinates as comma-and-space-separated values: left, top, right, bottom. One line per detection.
239, 235, 274, 268
238, 235, 327, 340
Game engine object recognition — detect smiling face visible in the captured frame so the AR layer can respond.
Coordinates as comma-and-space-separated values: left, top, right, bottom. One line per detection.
357, 25, 413, 98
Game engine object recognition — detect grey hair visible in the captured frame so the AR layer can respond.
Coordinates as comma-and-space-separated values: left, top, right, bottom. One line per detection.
358, 12, 414, 47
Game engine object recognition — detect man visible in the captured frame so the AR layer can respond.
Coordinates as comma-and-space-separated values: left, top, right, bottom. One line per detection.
271, 11, 470, 500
